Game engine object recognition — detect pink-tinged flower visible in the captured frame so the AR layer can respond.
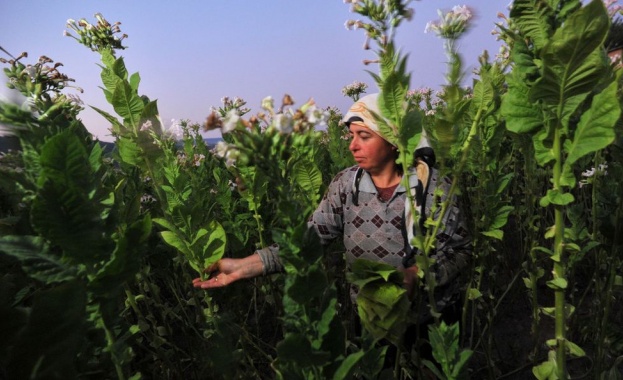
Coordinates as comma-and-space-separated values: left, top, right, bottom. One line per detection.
193, 153, 205, 167
140, 120, 152, 132
452, 5, 472, 21
425, 5, 474, 39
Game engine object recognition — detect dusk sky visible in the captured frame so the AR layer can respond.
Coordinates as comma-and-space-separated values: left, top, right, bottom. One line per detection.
1, 1, 508, 142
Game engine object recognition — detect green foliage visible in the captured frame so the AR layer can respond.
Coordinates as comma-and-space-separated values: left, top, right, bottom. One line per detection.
425, 321, 473, 380
1, 3, 622, 379
2, 281, 87, 380
501, 0, 621, 377
348, 259, 409, 347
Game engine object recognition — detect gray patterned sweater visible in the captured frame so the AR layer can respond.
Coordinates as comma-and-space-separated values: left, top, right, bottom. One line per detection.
257, 164, 472, 309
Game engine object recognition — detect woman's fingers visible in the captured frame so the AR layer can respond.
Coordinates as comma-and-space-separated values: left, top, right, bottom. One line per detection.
193, 273, 228, 289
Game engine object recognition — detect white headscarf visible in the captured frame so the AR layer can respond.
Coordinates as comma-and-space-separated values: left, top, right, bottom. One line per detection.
342, 93, 430, 149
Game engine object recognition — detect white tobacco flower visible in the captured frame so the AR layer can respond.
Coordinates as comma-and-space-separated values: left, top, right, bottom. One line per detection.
581, 164, 608, 188
261, 96, 274, 112
274, 113, 294, 134
214, 141, 229, 158
222, 109, 240, 133
165, 119, 184, 140
307, 106, 329, 126
214, 142, 239, 167
425, 21, 439, 34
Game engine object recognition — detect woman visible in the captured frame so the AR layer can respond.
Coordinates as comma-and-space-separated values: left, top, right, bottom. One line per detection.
192, 93, 471, 316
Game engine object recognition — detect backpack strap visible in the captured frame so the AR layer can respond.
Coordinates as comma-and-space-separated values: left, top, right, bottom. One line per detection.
402, 157, 432, 268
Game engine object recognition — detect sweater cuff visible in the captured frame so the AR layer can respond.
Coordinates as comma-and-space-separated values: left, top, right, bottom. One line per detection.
256, 245, 283, 275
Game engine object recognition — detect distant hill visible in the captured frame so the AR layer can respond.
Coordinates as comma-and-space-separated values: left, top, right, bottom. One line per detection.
0, 136, 223, 154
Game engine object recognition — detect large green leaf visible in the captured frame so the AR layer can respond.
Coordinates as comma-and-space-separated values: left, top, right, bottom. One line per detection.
5, 281, 86, 380
560, 80, 619, 186
347, 259, 409, 345
0, 235, 77, 284
116, 136, 143, 166
36, 130, 90, 189
31, 132, 110, 263
88, 216, 151, 295
195, 221, 227, 271
91, 105, 123, 134
112, 55, 129, 81
100, 67, 121, 96
129, 71, 141, 92
400, 109, 423, 155
332, 351, 366, 380
112, 81, 144, 128
276, 333, 331, 368
379, 71, 408, 126
510, 0, 554, 53
531, 0, 609, 126
159, 231, 192, 257
293, 160, 322, 204
471, 73, 495, 114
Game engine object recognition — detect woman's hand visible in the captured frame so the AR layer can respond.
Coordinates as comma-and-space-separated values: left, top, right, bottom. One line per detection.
192, 254, 265, 289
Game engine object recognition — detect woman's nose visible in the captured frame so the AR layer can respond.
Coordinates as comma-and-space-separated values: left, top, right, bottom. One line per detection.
349, 138, 357, 151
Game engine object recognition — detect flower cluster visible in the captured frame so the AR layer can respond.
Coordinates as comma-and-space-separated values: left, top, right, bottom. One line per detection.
341, 80, 368, 101
208, 95, 329, 167
65, 13, 127, 53
579, 164, 609, 188
211, 96, 251, 118
406, 86, 473, 117
344, 0, 416, 51
175, 152, 206, 167
0, 52, 81, 101
262, 96, 329, 134
425, 5, 474, 40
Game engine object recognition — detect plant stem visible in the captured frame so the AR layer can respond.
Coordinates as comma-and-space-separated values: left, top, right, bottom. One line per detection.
552, 126, 567, 378
101, 311, 127, 380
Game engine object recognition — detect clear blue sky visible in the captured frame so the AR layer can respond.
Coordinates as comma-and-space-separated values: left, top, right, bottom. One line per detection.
1, 1, 507, 142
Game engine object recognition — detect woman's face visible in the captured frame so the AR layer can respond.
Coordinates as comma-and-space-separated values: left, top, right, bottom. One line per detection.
348, 123, 396, 174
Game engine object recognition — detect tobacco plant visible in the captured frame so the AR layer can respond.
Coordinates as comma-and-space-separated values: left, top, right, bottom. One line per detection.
0, 51, 151, 379
500, 0, 620, 378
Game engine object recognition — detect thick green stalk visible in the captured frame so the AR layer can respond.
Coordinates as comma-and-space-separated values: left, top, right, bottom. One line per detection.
551, 126, 567, 378
421, 107, 483, 319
